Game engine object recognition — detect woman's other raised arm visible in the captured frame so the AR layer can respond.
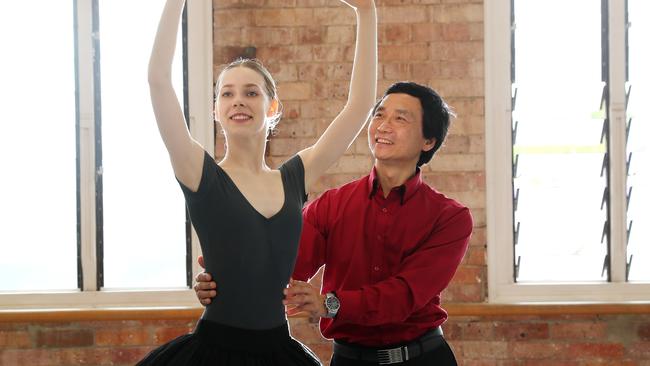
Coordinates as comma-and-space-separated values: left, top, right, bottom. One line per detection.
148, 0, 204, 191
298, 0, 377, 189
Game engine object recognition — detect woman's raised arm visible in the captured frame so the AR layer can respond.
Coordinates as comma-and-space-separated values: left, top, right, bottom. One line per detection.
298, 0, 377, 189
148, 0, 204, 190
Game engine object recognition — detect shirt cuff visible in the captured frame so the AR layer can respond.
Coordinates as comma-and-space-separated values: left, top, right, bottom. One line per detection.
333, 289, 363, 323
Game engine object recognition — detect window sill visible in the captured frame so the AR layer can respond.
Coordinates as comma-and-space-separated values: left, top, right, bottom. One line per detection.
2, 302, 649, 323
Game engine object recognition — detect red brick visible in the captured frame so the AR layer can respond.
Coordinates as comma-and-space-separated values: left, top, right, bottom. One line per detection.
326, 26, 355, 44
110, 347, 152, 364
381, 23, 412, 44
462, 245, 486, 266
278, 82, 312, 101
444, 282, 483, 302
638, 323, 650, 341
0, 330, 31, 348
214, 9, 254, 27
469, 226, 485, 246
35, 329, 93, 348
298, 26, 326, 44
566, 342, 626, 359
457, 340, 508, 358
245, 27, 296, 46
550, 322, 607, 340
95, 327, 150, 346
457, 321, 495, 340
423, 171, 485, 191
59, 347, 112, 365
629, 341, 650, 358
509, 342, 567, 359
153, 327, 192, 345
451, 265, 484, 285
0, 349, 64, 366
494, 322, 549, 341
254, 8, 314, 26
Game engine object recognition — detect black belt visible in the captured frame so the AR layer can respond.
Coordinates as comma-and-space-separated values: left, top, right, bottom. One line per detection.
333, 327, 444, 365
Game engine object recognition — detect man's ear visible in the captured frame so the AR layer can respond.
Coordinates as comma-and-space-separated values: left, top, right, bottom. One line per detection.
422, 138, 436, 152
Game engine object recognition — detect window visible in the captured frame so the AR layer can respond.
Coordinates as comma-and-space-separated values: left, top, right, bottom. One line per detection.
486, 0, 650, 302
98, 0, 186, 289
0, 1, 77, 292
625, 0, 650, 282
0, 0, 213, 309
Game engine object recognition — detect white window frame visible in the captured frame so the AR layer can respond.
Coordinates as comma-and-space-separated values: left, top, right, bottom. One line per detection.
485, 0, 650, 303
0, 0, 213, 310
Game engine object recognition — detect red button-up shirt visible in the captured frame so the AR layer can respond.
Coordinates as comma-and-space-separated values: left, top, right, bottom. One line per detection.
293, 167, 473, 347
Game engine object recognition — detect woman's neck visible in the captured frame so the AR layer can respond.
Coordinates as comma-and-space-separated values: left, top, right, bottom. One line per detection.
219, 132, 270, 173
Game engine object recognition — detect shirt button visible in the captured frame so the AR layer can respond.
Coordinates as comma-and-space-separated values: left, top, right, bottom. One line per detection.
374, 266, 380, 271
381, 208, 387, 213
376, 235, 382, 240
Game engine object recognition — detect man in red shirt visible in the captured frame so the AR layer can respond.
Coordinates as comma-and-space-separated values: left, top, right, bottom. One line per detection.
195, 82, 473, 365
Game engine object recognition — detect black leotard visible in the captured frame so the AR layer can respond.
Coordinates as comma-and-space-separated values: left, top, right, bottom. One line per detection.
178, 151, 307, 329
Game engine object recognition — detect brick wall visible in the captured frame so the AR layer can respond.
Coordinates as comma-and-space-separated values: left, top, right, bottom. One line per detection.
2, 315, 650, 365
2, 0, 649, 365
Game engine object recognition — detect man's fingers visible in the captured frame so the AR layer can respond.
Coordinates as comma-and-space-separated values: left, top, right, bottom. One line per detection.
198, 255, 205, 269
283, 294, 316, 306
285, 288, 311, 298
196, 289, 217, 299
286, 305, 307, 317
194, 281, 216, 291
196, 272, 213, 282
285, 283, 315, 297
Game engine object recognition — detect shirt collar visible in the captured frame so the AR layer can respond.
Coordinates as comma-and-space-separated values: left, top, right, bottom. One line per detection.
367, 166, 423, 204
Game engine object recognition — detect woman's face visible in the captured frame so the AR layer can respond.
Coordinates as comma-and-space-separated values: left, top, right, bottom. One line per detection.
215, 66, 275, 138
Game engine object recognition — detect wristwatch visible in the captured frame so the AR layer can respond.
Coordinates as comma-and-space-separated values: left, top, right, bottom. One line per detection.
324, 292, 340, 318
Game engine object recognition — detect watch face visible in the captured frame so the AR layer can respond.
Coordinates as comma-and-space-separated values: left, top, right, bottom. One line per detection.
326, 295, 340, 311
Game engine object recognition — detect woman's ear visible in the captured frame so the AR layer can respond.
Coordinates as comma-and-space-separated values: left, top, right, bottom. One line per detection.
267, 99, 280, 118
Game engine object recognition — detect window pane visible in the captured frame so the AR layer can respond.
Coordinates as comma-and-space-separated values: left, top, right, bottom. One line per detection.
0, 2, 77, 291
100, 1, 186, 289
512, 1, 607, 282
626, 0, 650, 282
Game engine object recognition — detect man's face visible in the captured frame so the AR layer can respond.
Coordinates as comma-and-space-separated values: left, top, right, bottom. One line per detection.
367, 93, 435, 165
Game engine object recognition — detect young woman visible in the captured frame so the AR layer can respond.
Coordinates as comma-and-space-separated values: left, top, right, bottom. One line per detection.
139, 0, 376, 364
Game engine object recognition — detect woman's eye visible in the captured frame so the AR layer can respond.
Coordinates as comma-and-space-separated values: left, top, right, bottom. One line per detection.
221, 91, 232, 97
247, 91, 258, 97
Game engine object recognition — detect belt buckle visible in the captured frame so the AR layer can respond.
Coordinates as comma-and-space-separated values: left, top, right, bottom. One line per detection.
377, 346, 408, 365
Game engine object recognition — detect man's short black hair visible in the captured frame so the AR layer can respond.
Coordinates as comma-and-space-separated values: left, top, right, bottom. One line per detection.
372, 82, 454, 166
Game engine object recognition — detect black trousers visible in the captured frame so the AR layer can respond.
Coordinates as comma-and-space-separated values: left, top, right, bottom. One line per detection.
330, 338, 458, 366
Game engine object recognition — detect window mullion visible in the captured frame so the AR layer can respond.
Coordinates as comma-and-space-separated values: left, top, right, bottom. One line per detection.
607, 0, 629, 283
75, 0, 98, 292
186, 0, 214, 284
485, 0, 515, 297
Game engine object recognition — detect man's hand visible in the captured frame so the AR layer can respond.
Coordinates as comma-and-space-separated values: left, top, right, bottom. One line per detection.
283, 279, 327, 318
194, 255, 217, 306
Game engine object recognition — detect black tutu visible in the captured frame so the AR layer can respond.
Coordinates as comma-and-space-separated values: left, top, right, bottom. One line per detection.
137, 319, 322, 366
